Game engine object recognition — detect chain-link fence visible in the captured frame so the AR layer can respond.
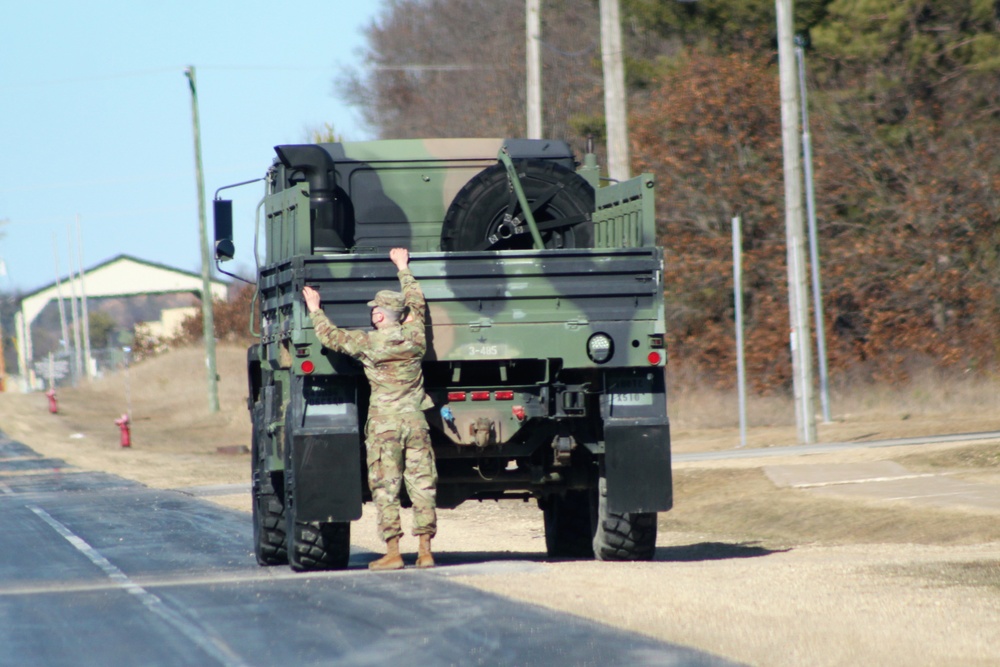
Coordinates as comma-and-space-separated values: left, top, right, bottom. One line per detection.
25, 346, 134, 390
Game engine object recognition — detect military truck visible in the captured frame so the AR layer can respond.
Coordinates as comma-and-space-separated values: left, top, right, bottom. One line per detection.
213, 138, 671, 571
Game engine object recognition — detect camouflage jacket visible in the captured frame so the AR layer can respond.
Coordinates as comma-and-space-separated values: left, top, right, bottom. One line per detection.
309, 268, 434, 416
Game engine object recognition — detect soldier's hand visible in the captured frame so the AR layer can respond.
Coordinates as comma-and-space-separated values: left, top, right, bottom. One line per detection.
302, 286, 321, 313
390, 247, 409, 270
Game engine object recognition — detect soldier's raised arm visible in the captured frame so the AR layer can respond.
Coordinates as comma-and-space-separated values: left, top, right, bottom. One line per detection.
390, 248, 426, 326
302, 285, 366, 357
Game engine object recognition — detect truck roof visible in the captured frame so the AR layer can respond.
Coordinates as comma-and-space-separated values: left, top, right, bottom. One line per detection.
282, 137, 575, 165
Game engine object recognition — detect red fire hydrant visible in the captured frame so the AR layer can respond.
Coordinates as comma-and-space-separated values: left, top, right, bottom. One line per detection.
115, 414, 131, 448
45, 389, 58, 414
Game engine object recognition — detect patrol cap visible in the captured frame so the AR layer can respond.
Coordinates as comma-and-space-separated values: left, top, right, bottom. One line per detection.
367, 290, 404, 310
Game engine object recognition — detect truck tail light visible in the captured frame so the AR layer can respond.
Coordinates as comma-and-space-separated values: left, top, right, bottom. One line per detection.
300, 360, 315, 374
447, 391, 467, 401
494, 390, 514, 400
470, 391, 490, 401
647, 351, 662, 365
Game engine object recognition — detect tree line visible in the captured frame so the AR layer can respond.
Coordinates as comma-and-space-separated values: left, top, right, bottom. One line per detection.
337, 0, 1000, 391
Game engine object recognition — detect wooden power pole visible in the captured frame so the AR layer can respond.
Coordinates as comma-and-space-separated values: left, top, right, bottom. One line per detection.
526, 0, 542, 139
184, 65, 220, 414
600, 0, 630, 182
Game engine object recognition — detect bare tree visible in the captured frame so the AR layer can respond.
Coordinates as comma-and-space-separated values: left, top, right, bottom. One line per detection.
338, 0, 606, 152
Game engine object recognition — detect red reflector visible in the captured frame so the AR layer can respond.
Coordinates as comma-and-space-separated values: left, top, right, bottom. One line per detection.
301, 360, 315, 374
647, 351, 662, 365
494, 390, 514, 400
447, 391, 467, 401
470, 391, 490, 401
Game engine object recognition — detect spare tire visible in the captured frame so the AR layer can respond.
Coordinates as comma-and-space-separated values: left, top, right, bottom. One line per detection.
441, 159, 594, 251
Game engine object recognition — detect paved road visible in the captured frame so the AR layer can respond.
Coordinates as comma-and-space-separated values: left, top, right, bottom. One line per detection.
0, 435, 737, 667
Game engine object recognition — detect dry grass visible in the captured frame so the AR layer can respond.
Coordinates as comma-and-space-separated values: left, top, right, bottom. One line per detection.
667, 365, 1000, 453
668, 366, 1000, 431
665, 466, 1000, 548
53, 344, 252, 453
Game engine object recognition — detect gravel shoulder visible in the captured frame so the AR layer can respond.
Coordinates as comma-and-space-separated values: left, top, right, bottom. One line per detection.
3, 345, 999, 666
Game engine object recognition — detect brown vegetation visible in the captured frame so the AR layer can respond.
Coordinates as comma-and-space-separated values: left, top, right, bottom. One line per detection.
131, 284, 258, 362
306, 2, 1000, 391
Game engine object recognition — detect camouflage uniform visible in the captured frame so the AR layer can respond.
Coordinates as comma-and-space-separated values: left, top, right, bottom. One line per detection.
309, 267, 437, 543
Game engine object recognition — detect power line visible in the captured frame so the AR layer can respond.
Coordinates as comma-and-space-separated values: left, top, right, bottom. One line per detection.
0, 64, 340, 90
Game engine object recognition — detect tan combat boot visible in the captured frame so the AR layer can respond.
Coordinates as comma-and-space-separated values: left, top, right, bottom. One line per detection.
368, 536, 404, 571
415, 534, 435, 568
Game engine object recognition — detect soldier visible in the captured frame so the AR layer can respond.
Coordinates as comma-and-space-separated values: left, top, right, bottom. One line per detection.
302, 248, 437, 570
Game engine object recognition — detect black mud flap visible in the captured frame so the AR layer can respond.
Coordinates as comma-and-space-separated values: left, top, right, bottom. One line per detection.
289, 432, 363, 522
602, 367, 672, 514
286, 374, 364, 523
604, 419, 672, 514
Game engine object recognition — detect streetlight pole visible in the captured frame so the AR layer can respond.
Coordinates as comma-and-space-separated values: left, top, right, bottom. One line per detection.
795, 40, 831, 423
184, 65, 220, 414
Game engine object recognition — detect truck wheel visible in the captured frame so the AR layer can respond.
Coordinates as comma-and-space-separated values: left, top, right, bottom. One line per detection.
252, 482, 288, 566
283, 428, 352, 571
441, 159, 594, 251
251, 402, 287, 565
287, 518, 351, 572
542, 490, 596, 558
592, 475, 657, 561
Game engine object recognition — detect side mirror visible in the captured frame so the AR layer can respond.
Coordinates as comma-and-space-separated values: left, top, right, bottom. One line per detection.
213, 199, 235, 261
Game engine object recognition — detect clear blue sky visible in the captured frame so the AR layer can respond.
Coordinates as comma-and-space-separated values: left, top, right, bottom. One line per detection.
0, 1, 382, 294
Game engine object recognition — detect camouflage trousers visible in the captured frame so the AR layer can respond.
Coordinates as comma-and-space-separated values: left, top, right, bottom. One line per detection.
365, 411, 437, 542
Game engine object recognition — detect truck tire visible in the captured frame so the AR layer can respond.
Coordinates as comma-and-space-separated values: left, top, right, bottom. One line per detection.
251, 402, 287, 566
287, 519, 351, 572
283, 427, 352, 572
441, 159, 594, 251
253, 483, 288, 566
542, 490, 596, 558
592, 475, 657, 561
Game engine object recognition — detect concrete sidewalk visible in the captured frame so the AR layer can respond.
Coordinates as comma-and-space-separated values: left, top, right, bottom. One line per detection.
764, 461, 1000, 512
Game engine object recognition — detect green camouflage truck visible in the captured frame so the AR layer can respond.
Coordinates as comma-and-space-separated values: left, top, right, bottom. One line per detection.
213, 137, 671, 571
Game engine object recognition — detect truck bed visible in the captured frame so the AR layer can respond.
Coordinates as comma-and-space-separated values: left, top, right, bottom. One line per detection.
258, 247, 664, 369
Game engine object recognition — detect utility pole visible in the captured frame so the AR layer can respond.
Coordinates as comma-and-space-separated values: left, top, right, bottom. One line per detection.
776, 0, 816, 444
184, 65, 220, 414
0, 298, 5, 392
0, 260, 7, 391
76, 215, 93, 380
526, 0, 542, 139
600, 0, 630, 182
15, 311, 28, 392
51, 235, 71, 361
67, 225, 83, 383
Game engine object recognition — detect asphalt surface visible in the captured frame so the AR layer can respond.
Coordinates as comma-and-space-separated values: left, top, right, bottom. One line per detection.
0, 434, 738, 667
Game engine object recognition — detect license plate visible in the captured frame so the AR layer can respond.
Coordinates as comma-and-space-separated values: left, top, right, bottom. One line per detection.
610, 377, 653, 406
